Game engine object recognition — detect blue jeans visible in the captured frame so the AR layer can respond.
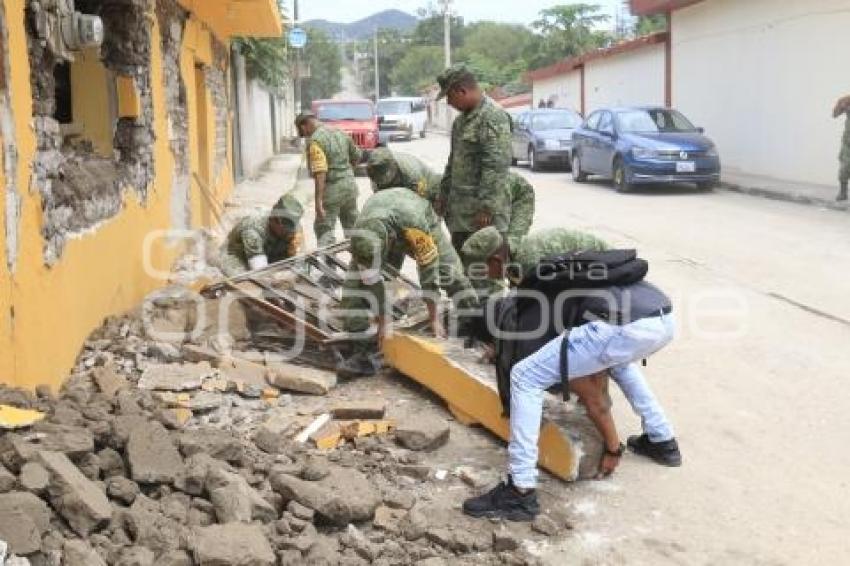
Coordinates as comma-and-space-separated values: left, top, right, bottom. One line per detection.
508, 314, 675, 489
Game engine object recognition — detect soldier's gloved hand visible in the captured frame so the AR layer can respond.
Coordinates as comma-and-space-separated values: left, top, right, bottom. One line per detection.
474, 209, 493, 229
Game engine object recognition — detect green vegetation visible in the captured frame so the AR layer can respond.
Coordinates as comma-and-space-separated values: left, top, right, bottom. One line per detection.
301, 26, 344, 103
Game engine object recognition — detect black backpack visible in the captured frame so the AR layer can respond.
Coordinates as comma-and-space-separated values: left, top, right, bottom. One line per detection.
492, 249, 648, 414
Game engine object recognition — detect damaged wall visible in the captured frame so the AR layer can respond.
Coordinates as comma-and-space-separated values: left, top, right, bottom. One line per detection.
0, 0, 281, 390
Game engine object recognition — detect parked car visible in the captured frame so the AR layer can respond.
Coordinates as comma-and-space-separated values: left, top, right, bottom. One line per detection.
570, 106, 721, 192
377, 97, 428, 143
311, 98, 380, 150
511, 109, 584, 171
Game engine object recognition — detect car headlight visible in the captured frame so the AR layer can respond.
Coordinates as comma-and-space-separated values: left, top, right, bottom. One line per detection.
543, 139, 560, 150
632, 147, 657, 160
705, 146, 719, 158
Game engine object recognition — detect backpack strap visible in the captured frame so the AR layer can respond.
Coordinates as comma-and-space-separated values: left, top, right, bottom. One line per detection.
559, 333, 570, 402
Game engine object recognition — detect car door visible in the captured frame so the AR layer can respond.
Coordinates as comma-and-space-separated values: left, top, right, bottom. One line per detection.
596, 111, 617, 177
579, 111, 603, 173
512, 113, 529, 160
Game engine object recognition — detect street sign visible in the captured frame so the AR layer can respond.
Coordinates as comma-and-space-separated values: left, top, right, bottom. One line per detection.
288, 27, 307, 49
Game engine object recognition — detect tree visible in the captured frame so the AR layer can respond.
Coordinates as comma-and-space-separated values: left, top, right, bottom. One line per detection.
389, 46, 444, 95
355, 28, 411, 99
232, 1, 291, 89
412, 3, 465, 49
457, 22, 535, 90
635, 14, 667, 36
301, 26, 343, 105
529, 4, 612, 68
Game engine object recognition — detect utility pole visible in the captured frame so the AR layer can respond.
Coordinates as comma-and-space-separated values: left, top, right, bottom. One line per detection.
373, 28, 380, 101
440, 0, 452, 68
293, 0, 302, 111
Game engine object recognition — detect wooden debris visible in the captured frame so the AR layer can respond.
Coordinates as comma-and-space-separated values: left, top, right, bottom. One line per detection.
331, 401, 387, 420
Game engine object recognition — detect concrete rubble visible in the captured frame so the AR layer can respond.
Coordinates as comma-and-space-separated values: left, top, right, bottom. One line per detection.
0, 297, 575, 565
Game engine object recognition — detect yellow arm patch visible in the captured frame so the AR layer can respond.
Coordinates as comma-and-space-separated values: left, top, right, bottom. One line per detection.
308, 142, 328, 174
403, 228, 438, 266
415, 178, 428, 198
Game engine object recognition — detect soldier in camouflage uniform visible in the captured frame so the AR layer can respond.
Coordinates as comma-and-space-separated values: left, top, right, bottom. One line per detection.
219, 195, 304, 277
336, 188, 478, 377
366, 148, 443, 205
436, 64, 513, 255
295, 112, 361, 245
505, 172, 535, 255
461, 226, 609, 294
834, 95, 850, 201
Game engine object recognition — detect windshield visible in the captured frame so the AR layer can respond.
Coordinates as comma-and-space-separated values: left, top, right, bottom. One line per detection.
531, 112, 582, 130
316, 103, 374, 121
616, 109, 697, 133
377, 101, 413, 115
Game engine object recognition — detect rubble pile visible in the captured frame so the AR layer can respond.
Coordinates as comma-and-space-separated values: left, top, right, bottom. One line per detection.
0, 307, 575, 566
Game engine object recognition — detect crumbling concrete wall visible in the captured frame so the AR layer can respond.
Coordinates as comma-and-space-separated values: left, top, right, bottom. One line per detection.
155, 0, 190, 231
208, 41, 229, 180
0, 4, 20, 272
25, 0, 157, 265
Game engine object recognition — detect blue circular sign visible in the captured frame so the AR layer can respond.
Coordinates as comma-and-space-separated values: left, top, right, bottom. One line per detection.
288, 27, 307, 49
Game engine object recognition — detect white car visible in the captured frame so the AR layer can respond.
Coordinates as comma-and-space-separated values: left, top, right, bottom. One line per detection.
377, 97, 427, 143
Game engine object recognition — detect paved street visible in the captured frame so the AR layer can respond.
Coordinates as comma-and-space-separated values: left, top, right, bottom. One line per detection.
374, 134, 850, 565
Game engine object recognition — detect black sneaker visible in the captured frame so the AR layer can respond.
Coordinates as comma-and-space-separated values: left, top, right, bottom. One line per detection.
627, 434, 682, 467
462, 477, 540, 522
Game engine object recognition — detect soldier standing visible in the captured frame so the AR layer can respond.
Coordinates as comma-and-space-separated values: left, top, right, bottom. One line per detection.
834, 95, 850, 202
295, 112, 361, 245
219, 195, 304, 277
435, 64, 512, 255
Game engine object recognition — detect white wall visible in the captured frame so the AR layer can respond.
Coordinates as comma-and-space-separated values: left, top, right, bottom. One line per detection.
585, 44, 666, 112
672, 0, 850, 185
532, 74, 582, 112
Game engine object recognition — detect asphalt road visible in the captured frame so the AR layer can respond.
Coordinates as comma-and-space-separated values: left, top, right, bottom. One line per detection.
381, 133, 850, 565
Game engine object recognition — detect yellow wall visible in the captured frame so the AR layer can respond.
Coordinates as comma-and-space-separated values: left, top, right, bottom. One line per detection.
0, 0, 239, 390
69, 47, 114, 156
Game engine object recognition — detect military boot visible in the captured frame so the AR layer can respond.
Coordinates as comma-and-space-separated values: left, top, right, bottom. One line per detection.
837, 182, 848, 202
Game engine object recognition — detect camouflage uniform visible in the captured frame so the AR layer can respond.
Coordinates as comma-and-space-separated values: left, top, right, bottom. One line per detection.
436, 65, 512, 252
307, 124, 361, 246
367, 148, 443, 206
219, 196, 304, 277
840, 111, 850, 185
505, 172, 535, 255
339, 188, 477, 337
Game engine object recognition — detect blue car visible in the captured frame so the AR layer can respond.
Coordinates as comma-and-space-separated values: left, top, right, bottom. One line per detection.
570, 106, 721, 192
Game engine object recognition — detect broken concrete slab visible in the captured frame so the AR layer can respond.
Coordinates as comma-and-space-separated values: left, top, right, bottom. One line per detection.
19, 462, 49, 494
286, 500, 315, 522
0, 492, 52, 533
115, 546, 155, 566
394, 416, 450, 451
330, 400, 387, 420
137, 362, 213, 391
0, 464, 17, 492
266, 363, 336, 396
253, 409, 298, 454
156, 408, 193, 429
63, 538, 108, 566
270, 466, 380, 525
38, 451, 112, 536
106, 476, 140, 505
126, 421, 184, 484
205, 466, 277, 524
2, 425, 95, 469
123, 496, 185, 557
0, 508, 43, 555
177, 429, 243, 463
192, 523, 276, 566
155, 391, 222, 412
531, 514, 559, 537
372, 505, 406, 534
91, 365, 128, 398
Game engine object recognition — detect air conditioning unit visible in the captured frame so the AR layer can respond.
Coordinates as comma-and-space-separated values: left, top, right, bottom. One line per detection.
32, 0, 104, 61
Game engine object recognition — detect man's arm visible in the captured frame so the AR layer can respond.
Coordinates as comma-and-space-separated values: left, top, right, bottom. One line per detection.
347, 135, 362, 167
506, 176, 535, 252
308, 141, 329, 220
437, 121, 457, 216
476, 110, 512, 228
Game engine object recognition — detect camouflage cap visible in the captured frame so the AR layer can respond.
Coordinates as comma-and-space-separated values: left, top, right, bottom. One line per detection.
271, 194, 304, 227
350, 219, 388, 267
461, 226, 503, 263
294, 111, 317, 128
366, 148, 400, 190
436, 63, 477, 100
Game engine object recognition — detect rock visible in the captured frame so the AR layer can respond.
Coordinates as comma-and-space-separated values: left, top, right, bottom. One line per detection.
396, 464, 431, 481
2, 425, 94, 469
177, 430, 243, 463
492, 526, 521, 552
265, 363, 336, 395
286, 500, 315, 522
277, 549, 302, 565
531, 514, 559, 537
270, 466, 380, 525
0, 492, 51, 555
123, 496, 184, 556
206, 466, 277, 524
341, 524, 376, 561
383, 490, 416, 510
126, 421, 183, 484
0, 464, 17, 492
63, 539, 107, 566
156, 408, 193, 430
38, 451, 111, 536
372, 505, 405, 534
76, 452, 101, 481
96, 448, 125, 478
303, 535, 340, 565
91, 366, 128, 398
110, 415, 149, 449
137, 362, 212, 391
394, 416, 450, 451
300, 457, 330, 482
19, 462, 49, 494
115, 546, 155, 566
252, 410, 297, 454
192, 523, 276, 566
174, 453, 220, 496
106, 476, 140, 505
400, 507, 428, 541
148, 342, 183, 362
157, 550, 193, 566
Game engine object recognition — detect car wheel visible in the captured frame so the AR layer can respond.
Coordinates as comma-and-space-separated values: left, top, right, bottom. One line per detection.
528, 147, 542, 172
613, 158, 633, 193
571, 153, 587, 182
697, 181, 717, 191
419, 130, 426, 139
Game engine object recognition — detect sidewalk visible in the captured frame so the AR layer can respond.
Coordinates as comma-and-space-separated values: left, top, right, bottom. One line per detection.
720, 171, 849, 213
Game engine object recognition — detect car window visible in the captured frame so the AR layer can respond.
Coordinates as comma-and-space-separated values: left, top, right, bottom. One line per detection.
317, 103, 375, 121
616, 109, 698, 133
531, 112, 582, 130
598, 112, 614, 134
376, 101, 412, 115
584, 111, 602, 130
516, 113, 529, 129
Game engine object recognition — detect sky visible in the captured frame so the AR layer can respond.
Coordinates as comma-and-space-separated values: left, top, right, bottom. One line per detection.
289, 0, 627, 28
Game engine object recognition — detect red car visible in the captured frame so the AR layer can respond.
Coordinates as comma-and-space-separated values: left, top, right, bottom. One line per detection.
311, 98, 380, 150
